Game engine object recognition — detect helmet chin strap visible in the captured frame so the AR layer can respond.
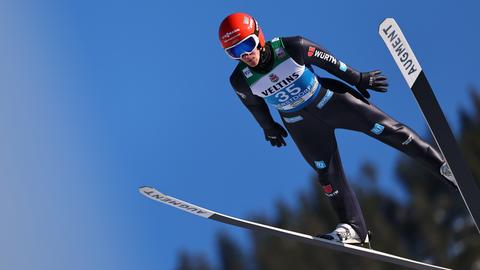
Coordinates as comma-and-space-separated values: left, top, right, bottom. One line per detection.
257, 43, 273, 70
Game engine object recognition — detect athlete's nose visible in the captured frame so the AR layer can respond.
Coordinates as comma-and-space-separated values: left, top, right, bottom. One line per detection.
241, 51, 255, 60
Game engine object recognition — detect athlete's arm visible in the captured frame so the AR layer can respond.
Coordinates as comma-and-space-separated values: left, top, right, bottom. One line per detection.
230, 68, 288, 147
229, 68, 277, 130
282, 36, 388, 98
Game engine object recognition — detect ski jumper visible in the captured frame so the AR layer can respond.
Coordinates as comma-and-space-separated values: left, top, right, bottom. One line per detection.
229, 36, 448, 240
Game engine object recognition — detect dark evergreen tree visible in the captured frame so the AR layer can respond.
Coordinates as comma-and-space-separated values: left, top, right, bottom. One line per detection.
217, 231, 246, 270
176, 250, 212, 270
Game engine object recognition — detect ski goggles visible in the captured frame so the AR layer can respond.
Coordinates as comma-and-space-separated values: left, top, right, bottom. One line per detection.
224, 34, 259, 59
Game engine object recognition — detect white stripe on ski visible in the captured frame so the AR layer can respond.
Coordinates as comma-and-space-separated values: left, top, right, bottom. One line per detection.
139, 186, 214, 218
139, 186, 451, 270
379, 18, 422, 88
378, 18, 480, 234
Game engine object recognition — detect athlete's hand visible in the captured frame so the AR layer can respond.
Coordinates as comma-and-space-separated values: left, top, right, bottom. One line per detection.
264, 123, 288, 147
356, 70, 389, 99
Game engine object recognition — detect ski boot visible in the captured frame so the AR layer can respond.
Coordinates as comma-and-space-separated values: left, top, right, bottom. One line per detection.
440, 162, 459, 191
317, 223, 372, 249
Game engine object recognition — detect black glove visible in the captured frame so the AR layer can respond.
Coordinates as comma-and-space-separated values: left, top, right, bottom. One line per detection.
356, 70, 389, 99
263, 122, 288, 147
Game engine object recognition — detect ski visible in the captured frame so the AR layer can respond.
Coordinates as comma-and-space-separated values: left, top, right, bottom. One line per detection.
379, 18, 480, 234
139, 186, 451, 270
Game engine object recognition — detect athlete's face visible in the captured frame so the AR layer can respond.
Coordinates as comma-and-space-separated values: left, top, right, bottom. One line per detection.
240, 48, 260, 67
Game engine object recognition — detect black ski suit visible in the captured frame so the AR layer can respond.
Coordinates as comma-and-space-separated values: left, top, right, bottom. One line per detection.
229, 36, 449, 241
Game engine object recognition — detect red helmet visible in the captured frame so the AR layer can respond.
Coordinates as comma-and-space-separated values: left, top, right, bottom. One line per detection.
218, 12, 265, 50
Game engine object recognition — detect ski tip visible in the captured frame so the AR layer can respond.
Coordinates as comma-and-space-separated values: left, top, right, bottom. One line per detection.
137, 186, 216, 218
139, 186, 152, 191
138, 186, 168, 201
379, 18, 396, 31
139, 186, 159, 196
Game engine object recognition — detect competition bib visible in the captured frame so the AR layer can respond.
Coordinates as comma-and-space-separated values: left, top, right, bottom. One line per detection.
239, 37, 319, 112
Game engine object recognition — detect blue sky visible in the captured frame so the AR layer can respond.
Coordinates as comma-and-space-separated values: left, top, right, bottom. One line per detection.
0, 0, 478, 269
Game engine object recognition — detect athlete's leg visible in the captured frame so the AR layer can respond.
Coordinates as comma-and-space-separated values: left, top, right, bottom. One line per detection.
281, 108, 368, 240
317, 78, 455, 189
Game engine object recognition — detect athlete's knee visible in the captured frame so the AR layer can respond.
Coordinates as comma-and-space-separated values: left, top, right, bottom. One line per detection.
379, 123, 444, 168
401, 130, 439, 157
391, 123, 418, 145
